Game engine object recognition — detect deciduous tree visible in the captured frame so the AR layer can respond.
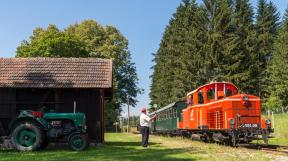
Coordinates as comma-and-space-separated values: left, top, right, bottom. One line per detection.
16, 20, 141, 126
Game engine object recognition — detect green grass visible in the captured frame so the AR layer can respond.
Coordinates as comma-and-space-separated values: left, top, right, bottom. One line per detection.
0, 114, 287, 161
267, 113, 288, 146
0, 133, 286, 161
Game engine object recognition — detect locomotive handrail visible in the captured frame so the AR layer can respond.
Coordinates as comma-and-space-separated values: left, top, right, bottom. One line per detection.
238, 115, 261, 117
149, 102, 176, 115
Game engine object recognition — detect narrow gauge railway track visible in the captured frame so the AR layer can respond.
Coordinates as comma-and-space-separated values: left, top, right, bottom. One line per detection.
151, 133, 288, 154
240, 144, 288, 154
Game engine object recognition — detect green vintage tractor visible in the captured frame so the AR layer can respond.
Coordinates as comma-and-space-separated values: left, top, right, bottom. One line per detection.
9, 110, 89, 151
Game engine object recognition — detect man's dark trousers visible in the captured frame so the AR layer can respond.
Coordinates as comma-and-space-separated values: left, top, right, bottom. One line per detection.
141, 126, 149, 147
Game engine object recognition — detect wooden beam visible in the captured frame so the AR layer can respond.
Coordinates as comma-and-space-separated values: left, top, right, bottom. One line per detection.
99, 89, 105, 143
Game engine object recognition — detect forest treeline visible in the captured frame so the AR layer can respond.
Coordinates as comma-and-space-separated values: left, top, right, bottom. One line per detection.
150, 0, 288, 113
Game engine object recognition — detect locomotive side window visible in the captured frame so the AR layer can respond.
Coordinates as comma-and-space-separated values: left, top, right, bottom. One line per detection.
187, 95, 193, 105
198, 92, 204, 104
226, 89, 233, 97
207, 89, 215, 100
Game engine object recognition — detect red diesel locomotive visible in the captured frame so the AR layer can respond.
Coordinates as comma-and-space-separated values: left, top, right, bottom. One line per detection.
151, 82, 274, 146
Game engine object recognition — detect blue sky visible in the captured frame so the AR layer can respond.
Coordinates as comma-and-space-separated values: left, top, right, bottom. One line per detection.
0, 0, 287, 117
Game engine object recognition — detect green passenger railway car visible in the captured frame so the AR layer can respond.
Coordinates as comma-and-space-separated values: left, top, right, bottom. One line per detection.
150, 101, 186, 134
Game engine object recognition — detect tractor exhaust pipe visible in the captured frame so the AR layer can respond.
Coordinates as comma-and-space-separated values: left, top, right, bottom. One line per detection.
74, 101, 76, 113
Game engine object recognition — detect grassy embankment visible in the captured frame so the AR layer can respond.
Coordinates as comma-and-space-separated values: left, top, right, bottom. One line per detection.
266, 113, 288, 145
0, 133, 286, 161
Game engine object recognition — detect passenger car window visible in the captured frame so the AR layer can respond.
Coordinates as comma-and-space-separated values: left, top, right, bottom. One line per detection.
174, 109, 177, 118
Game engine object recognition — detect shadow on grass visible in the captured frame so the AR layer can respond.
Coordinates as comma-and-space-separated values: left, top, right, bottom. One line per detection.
106, 141, 159, 146
0, 141, 204, 161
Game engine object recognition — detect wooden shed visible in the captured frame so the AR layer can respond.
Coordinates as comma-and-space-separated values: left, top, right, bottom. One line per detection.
0, 58, 112, 143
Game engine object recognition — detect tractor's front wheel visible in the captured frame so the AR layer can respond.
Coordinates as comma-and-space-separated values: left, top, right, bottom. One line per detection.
68, 134, 89, 151
11, 123, 45, 151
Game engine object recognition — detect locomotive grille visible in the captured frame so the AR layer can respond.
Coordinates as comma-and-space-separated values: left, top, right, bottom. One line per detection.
208, 109, 224, 129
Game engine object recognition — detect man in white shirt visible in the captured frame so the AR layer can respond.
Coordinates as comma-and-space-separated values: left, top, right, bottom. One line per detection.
140, 108, 157, 147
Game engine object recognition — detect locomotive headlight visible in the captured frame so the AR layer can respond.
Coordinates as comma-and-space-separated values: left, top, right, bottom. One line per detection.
242, 95, 251, 107
242, 95, 249, 101
265, 119, 271, 125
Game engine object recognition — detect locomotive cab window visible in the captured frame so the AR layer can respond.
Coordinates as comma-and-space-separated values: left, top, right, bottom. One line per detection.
186, 95, 193, 105
226, 89, 233, 97
198, 92, 204, 104
207, 89, 215, 100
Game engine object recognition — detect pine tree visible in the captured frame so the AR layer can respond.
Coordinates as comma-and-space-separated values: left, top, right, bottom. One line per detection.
225, 0, 255, 93
150, 0, 282, 110
266, 8, 288, 113
202, 0, 238, 82
254, 0, 280, 101
150, 0, 206, 107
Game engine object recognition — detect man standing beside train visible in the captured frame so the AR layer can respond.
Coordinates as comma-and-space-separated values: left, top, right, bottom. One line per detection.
140, 108, 157, 147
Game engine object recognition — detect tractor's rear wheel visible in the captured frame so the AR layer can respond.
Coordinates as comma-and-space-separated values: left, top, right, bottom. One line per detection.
68, 134, 88, 151
11, 122, 45, 151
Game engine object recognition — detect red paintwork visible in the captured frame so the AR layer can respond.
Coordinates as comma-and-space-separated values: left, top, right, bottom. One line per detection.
31, 111, 44, 118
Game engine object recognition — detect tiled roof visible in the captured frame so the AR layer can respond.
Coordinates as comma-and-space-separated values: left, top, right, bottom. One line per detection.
0, 58, 112, 88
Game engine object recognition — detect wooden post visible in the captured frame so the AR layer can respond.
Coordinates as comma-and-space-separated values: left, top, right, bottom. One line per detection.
100, 89, 105, 143
54, 89, 60, 112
